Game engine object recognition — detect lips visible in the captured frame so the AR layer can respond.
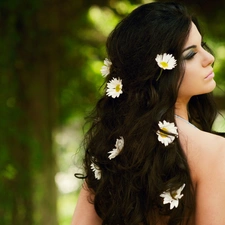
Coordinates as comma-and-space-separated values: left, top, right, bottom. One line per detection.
205, 71, 214, 79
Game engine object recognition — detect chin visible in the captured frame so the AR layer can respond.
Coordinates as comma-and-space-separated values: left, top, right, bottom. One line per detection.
210, 79, 216, 91
196, 80, 216, 95
204, 80, 216, 94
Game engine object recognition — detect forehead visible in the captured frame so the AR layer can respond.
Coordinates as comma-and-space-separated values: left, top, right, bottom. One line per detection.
183, 22, 201, 48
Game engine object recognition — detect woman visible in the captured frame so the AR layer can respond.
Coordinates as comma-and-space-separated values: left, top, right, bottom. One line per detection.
72, 2, 225, 225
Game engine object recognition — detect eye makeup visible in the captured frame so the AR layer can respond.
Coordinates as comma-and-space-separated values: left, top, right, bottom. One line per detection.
182, 46, 197, 60
182, 41, 208, 60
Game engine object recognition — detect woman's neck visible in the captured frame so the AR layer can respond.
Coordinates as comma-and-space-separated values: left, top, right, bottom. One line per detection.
175, 99, 189, 120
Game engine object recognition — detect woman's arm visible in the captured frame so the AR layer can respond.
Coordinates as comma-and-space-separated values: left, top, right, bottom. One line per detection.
71, 182, 102, 225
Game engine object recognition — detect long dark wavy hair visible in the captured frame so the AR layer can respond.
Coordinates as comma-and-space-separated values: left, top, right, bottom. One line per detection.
76, 2, 218, 225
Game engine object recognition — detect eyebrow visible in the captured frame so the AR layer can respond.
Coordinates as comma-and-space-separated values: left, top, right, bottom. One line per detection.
182, 45, 197, 52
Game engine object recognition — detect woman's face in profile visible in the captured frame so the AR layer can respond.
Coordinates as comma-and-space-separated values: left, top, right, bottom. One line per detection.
177, 22, 216, 101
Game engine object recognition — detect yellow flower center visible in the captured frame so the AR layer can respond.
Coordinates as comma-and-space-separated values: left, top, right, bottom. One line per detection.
115, 84, 121, 92
160, 61, 168, 69
171, 190, 178, 199
159, 127, 168, 138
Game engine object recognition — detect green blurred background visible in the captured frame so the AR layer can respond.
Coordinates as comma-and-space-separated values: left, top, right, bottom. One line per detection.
0, 0, 224, 224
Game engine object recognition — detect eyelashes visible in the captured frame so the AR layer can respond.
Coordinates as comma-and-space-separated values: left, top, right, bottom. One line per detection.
183, 50, 197, 60
201, 41, 207, 49
183, 41, 208, 60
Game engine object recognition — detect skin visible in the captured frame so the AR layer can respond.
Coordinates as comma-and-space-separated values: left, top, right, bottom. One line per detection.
71, 23, 225, 225
175, 22, 225, 225
71, 182, 102, 225
176, 22, 216, 118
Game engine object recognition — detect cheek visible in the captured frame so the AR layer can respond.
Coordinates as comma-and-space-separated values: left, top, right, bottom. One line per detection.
181, 71, 194, 89
178, 71, 196, 97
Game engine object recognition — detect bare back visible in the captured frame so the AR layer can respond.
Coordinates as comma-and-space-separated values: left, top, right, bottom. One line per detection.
176, 118, 225, 225
71, 118, 225, 225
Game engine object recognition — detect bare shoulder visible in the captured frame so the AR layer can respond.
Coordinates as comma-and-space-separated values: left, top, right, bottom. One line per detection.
177, 120, 225, 224
190, 130, 225, 176
193, 132, 225, 225
176, 119, 225, 158
176, 119, 225, 179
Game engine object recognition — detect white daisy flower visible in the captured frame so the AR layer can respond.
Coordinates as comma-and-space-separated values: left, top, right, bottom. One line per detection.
108, 136, 124, 160
100, 58, 112, 77
90, 162, 101, 180
106, 77, 123, 98
155, 53, 177, 70
160, 183, 185, 210
156, 120, 178, 146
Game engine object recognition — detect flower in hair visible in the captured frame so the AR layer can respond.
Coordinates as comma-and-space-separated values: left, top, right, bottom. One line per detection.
160, 183, 185, 210
91, 162, 101, 180
100, 58, 112, 77
156, 120, 178, 146
108, 136, 124, 160
155, 53, 177, 81
106, 77, 123, 98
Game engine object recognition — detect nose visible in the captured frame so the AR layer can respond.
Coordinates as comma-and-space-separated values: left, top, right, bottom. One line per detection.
202, 49, 214, 67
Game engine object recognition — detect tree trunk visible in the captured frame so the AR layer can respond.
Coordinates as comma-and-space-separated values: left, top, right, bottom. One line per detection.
0, 0, 59, 224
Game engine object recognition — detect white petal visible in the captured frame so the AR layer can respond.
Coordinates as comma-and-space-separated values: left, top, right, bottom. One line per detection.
108, 148, 119, 160
160, 183, 185, 210
95, 170, 101, 180
100, 58, 112, 77
176, 184, 186, 198
115, 136, 124, 150
155, 53, 177, 70
170, 200, 179, 209
156, 120, 178, 146
108, 137, 124, 159
100, 66, 110, 77
91, 162, 101, 180
106, 77, 123, 98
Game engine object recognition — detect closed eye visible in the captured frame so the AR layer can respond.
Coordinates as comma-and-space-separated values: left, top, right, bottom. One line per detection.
182, 40, 208, 60
183, 50, 197, 60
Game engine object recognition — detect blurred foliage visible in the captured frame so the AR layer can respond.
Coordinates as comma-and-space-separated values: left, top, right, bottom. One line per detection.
0, 0, 224, 225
